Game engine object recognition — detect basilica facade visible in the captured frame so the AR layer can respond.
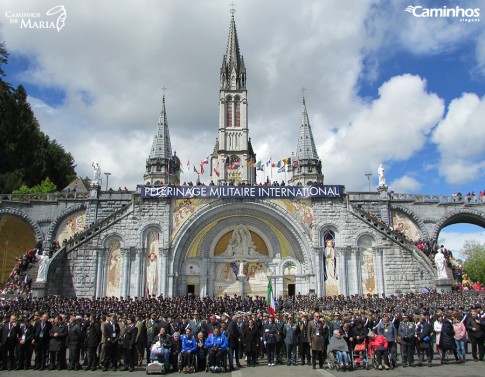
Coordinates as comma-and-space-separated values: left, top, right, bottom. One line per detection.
43, 15, 436, 299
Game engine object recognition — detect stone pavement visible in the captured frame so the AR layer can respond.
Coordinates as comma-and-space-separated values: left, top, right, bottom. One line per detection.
3, 360, 484, 377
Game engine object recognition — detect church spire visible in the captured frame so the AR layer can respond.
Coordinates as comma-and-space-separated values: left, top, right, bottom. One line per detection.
288, 93, 324, 185
144, 94, 180, 185
149, 95, 172, 160
220, 13, 246, 90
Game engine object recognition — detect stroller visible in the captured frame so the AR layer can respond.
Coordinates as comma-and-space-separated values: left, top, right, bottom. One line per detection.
352, 339, 370, 370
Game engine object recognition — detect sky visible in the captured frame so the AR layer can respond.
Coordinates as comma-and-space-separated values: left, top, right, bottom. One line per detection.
1, 0, 485, 254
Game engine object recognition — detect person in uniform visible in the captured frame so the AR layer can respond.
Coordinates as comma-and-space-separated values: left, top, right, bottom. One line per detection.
298, 313, 311, 365
416, 314, 433, 367
398, 313, 415, 367
122, 316, 138, 372
103, 313, 120, 371
283, 315, 299, 365
263, 315, 278, 366
49, 315, 68, 370
84, 316, 101, 371
67, 316, 82, 370
17, 315, 34, 370
0, 315, 20, 370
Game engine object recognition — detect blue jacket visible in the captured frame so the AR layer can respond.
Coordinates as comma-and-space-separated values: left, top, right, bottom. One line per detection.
204, 333, 228, 350
181, 334, 197, 352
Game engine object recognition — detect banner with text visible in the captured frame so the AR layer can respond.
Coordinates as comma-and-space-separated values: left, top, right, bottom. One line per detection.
141, 185, 344, 199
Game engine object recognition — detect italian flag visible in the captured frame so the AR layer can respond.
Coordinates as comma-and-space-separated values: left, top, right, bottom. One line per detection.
267, 279, 275, 315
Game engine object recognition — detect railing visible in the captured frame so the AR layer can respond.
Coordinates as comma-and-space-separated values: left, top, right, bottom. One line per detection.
391, 193, 484, 204
1, 192, 90, 202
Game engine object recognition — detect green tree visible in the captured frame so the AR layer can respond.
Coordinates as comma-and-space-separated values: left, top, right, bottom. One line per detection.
0, 42, 76, 193
12, 177, 57, 194
462, 240, 485, 285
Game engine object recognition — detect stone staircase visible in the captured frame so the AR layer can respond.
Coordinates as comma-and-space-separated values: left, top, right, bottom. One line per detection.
348, 203, 436, 276
49, 201, 133, 264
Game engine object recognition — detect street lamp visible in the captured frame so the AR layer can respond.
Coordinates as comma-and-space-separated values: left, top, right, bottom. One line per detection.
364, 173, 372, 192
104, 172, 111, 191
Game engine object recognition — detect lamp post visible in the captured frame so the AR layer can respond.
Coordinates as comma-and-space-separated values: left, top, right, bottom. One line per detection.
364, 173, 372, 192
104, 172, 111, 191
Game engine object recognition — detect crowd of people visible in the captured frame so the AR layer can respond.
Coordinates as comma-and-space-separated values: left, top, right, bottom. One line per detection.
0, 245, 41, 295
0, 290, 484, 372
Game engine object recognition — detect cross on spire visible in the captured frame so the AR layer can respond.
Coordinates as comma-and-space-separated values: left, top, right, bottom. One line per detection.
230, 2, 236, 16
301, 87, 306, 103
161, 86, 167, 96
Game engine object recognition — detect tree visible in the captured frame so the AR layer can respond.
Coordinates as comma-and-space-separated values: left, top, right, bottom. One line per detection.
0, 42, 76, 193
12, 177, 57, 194
462, 240, 485, 285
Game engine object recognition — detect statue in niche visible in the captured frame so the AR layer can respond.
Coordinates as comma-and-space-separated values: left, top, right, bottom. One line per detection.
324, 240, 337, 280
221, 224, 259, 257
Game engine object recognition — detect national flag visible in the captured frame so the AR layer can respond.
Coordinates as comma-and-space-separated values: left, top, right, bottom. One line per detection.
276, 160, 283, 168
233, 159, 240, 167
245, 157, 252, 164
256, 161, 262, 168
201, 156, 209, 165
225, 156, 231, 164
179, 161, 184, 174
265, 157, 272, 167
267, 280, 275, 315
214, 163, 220, 177
200, 163, 205, 175
271, 163, 276, 168
193, 165, 200, 174
277, 166, 285, 173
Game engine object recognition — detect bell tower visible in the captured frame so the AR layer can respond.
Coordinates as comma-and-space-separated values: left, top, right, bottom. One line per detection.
210, 11, 256, 185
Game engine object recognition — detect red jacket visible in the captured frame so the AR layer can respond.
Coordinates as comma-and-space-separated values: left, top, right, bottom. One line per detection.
368, 335, 388, 358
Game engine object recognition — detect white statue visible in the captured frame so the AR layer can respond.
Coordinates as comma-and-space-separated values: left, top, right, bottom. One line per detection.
325, 240, 336, 280
91, 162, 101, 186
36, 254, 50, 282
221, 224, 259, 257
378, 164, 386, 186
434, 251, 447, 279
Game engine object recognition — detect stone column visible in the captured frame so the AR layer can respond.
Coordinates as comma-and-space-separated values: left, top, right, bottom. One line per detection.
353, 247, 361, 295
120, 248, 130, 298
179, 275, 187, 296
314, 247, 323, 297
275, 275, 284, 298
374, 247, 385, 295
159, 248, 169, 297
95, 249, 105, 298
207, 262, 215, 296
134, 248, 144, 298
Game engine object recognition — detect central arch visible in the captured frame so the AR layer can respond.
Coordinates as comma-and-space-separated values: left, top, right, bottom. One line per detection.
170, 199, 315, 296
432, 208, 485, 242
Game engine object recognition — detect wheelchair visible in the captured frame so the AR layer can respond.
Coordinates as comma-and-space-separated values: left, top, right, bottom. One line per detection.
371, 346, 392, 370
352, 340, 370, 370
327, 350, 352, 371
205, 348, 227, 373
178, 351, 199, 373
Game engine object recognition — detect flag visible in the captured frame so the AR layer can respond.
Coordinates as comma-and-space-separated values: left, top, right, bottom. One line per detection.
267, 280, 275, 315
179, 161, 184, 174
265, 157, 272, 167
277, 166, 285, 173
214, 163, 220, 177
193, 165, 200, 174
230, 262, 238, 276
233, 159, 240, 167
187, 159, 190, 169
200, 163, 205, 175
201, 156, 209, 165
245, 157, 252, 164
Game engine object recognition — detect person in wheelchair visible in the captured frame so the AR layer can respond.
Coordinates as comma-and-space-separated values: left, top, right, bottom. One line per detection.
204, 327, 228, 372
149, 327, 172, 365
328, 329, 352, 371
171, 332, 183, 372
368, 331, 391, 370
180, 328, 198, 372
196, 332, 207, 371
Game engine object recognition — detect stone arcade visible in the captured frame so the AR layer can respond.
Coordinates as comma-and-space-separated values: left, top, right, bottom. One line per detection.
2, 14, 484, 298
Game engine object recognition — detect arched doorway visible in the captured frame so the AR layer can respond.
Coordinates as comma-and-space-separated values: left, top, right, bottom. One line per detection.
0, 215, 36, 285
170, 200, 314, 297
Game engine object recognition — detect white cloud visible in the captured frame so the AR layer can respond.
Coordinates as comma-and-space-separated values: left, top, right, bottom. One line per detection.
432, 93, 485, 185
390, 175, 421, 193
438, 229, 485, 259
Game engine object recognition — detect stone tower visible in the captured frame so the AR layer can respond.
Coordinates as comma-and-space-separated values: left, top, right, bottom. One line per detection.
144, 95, 180, 185
288, 96, 324, 185
210, 13, 256, 185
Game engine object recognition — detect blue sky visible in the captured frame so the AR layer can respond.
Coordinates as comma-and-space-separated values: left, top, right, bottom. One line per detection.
1, 0, 485, 253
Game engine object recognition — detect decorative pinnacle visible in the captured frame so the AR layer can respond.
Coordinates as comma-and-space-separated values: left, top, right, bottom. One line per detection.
301, 87, 306, 103
230, 2, 236, 16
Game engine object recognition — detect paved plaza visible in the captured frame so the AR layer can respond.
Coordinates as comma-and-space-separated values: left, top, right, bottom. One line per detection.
4, 359, 484, 377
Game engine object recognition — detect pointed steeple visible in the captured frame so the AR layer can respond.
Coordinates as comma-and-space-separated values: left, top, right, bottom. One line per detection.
288, 94, 324, 185
144, 95, 180, 185
149, 95, 172, 160
296, 96, 319, 161
220, 13, 246, 90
